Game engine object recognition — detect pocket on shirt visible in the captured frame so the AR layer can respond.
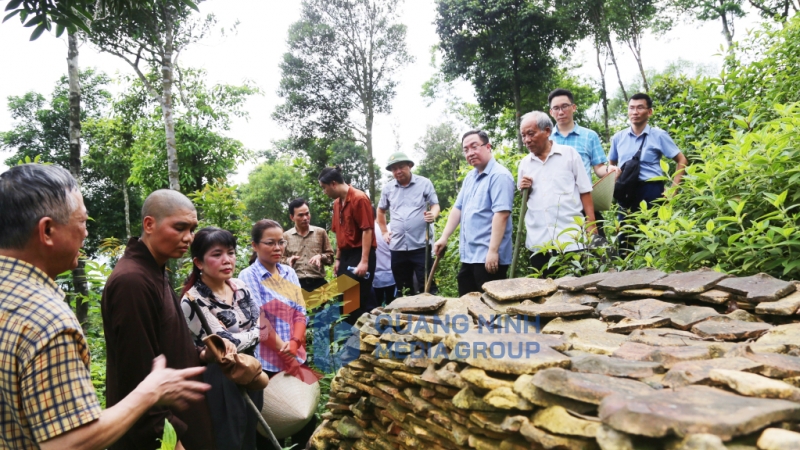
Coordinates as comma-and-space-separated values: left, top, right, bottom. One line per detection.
641, 147, 661, 164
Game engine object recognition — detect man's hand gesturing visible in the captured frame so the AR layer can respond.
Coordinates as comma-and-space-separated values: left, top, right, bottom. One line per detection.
137, 355, 210, 410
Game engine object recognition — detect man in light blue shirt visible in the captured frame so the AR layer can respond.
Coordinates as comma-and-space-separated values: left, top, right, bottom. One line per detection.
433, 130, 515, 296
548, 88, 618, 181
609, 93, 688, 210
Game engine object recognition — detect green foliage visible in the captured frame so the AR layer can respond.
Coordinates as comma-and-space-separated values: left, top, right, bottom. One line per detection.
239, 159, 311, 230
414, 122, 466, 211
159, 419, 178, 450
629, 104, 800, 278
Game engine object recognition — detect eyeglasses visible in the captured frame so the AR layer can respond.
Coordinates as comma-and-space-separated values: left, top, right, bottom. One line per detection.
463, 142, 486, 154
628, 105, 651, 112
550, 103, 573, 112
259, 240, 288, 248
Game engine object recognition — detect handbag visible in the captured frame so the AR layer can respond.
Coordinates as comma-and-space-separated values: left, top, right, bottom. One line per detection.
614, 134, 647, 209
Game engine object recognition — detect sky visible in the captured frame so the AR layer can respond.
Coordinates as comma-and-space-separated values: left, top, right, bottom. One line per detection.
0, 1, 766, 183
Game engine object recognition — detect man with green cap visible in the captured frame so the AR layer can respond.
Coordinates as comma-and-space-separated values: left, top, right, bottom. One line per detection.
377, 152, 440, 295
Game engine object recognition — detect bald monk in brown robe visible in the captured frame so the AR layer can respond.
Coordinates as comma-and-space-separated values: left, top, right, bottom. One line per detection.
102, 190, 234, 450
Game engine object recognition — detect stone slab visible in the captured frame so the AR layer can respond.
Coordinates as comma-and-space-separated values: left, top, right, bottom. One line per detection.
544, 290, 600, 307
599, 385, 800, 440
385, 294, 448, 313
691, 316, 772, 341
757, 323, 800, 347
519, 422, 598, 450
565, 330, 628, 355
619, 288, 668, 298
743, 352, 800, 379
480, 293, 527, 314
727, 309, 765, 323
650, 268, 729, 295
507, 302, 595, 318
482, 278, 558, 301
447, 332, 571, 375
512, 374, 597, 413
600, 299, 676, 321
541, 317, 608, 335
532, 405, 600, 438
694, 289, 732, 305
570, 354, 664, 379
660, 304, 721, 330
532, 367, 654, 405
755, 290, 800, 316
709, 369, 800, 402
715, 273, 796, 303
757, 428, 800, 450
613, 342, 712, 368
662, 357, 762, 387
608, 316, 671, 334
557, 271, 615, 292
596, 268, 668, 292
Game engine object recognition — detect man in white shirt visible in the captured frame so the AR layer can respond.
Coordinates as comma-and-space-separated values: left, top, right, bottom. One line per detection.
517, 111, 596, 278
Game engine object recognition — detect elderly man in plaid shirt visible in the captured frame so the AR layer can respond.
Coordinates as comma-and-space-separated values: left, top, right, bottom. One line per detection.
0, 164, 210, 450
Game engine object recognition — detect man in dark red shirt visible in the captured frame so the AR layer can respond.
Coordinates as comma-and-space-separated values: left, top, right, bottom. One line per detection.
319, 167, 378, 324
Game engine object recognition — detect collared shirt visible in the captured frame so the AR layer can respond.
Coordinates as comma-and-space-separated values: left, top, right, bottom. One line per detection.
0, 255, 101, 449
332, 185, 377, 250
609, 124, 681, 181
239, 261, 307, 372
378, 174, 439, 251
551, 123, 608, 180
282, 226, 334, 280
518, 143, 593, 253
453, 157, 515, 265
373, 222, 395, 289
181, 278, 260, 352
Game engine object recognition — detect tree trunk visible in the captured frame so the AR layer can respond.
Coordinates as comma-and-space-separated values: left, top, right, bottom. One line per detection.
67, 31, 90, 330
512, 82, 523, 153
606, 37, 628, 100
720, 8, 734, 50
122, 183, 132, 239
366, 111, 376, 203
595, 41, 610, 142
626, 31, 649, 92
161, 12, 180, 191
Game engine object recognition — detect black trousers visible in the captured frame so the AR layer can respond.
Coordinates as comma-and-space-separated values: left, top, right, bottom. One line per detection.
374, 284, 397, 306
529, 250, 584, 279
457, 262, 509, 296
298, 277, 327, 294
390, 247, 437, 295
618, 181, 665, 252
255, 369, 317, 450
206, 363, 262, 450
336, 247, 378, 325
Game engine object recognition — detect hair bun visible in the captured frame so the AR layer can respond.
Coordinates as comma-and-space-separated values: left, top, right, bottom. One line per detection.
334, 165, 342, 173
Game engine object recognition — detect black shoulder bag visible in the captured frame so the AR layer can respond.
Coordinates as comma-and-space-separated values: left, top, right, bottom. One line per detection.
614, 134, 647, 209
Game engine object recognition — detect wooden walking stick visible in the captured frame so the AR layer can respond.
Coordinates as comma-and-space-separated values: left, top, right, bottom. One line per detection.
509, 187, 530, 278
425, 252, 442, 294
188, 299, 283, 450
424, 208, 430, 293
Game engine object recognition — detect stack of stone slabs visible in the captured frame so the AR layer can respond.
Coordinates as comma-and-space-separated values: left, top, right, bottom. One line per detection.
310, 269, 800, 450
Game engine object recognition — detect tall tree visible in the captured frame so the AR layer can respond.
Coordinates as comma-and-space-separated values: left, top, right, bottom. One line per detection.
274, 0, 413, 202
435, 0, 578, 152
747, 0, 798, 20
606, 0, 670, 92
88, 1, 214, 191
671, 0, 744, 49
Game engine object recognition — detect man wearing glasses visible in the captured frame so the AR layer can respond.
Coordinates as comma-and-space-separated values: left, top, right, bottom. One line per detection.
609, 93, 688, 209
548, 88, 618, 180
283, 198, 335, 294
433, 130, 515, 295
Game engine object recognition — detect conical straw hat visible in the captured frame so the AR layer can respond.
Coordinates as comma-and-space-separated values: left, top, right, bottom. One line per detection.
592, 171, 617, 212
258, 372, 321, 439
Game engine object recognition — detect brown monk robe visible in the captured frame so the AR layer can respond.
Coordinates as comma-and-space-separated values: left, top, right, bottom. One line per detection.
102, 237, 214, 450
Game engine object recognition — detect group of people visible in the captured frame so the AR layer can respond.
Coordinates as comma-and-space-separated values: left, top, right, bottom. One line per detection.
0, 88, 686, 450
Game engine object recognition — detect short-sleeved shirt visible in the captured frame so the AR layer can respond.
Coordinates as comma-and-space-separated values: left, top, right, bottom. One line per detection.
181, 278, 260, 352
239, 261, 307, 372
518, 143, 593, 253
378, 174, 439, 251
331, 185, 377, 250
609, 124, 681, 181
0, 255, 102, 449
373, 222, 395, 289
551, 123, 607, 180
453, 157, 515, 265
282, 226, 334, 280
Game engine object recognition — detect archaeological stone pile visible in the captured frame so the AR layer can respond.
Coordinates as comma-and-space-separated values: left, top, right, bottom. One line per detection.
309, 268, 800, 450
